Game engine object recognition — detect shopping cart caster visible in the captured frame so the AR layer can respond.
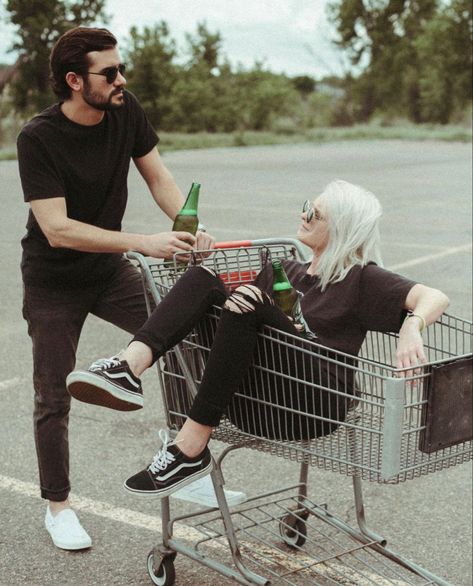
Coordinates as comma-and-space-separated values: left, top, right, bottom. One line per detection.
147, 550, 176, 586
279, 514, 307, 548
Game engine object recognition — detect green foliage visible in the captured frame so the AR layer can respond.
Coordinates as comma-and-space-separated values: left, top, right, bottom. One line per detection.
125, 23, 178, 128
4, 2, 470, 128
125, 23, 300, 133
292, 75, 316, 96
185, 22, 222, 70
329, 0, 472, 124
232, 68, 299, 131
5, 0, 108, 112
415, 0, 472, 123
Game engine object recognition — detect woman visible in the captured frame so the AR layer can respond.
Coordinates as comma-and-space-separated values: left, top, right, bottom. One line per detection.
66, 179, 449, 498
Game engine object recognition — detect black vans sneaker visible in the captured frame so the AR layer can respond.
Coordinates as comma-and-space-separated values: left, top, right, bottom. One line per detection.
124, 430, 213, 497
66, 356, 143, 411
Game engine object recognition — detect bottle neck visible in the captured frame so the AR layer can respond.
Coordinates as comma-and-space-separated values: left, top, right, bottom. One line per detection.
272, 262, 292, 291
179, 182, 200, 216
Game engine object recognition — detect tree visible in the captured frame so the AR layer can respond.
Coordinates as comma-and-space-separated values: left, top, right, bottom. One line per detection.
0, 56, 25, 95
125, 23, 178, 128
415, 0, 472, 122
233, 67, 299, 131
292, 75, 316, 96
166, 22, 239, 132
5, 0, 108, 112
328, 0, 439, 121
185, 22, 222, 72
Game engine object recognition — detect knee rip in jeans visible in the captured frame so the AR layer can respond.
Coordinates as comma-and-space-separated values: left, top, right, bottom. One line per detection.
224, 284, 269, 314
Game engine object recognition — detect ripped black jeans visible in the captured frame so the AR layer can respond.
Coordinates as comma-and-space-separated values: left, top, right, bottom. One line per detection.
133, 266, 346, 440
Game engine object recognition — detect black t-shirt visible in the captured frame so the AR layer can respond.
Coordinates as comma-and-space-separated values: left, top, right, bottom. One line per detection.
254, 260, 417, 355
17, 90, 158, 288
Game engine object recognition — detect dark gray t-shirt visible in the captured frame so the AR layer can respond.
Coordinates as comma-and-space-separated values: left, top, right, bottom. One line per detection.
17, 90, 158, 288
254, 260, 417, 355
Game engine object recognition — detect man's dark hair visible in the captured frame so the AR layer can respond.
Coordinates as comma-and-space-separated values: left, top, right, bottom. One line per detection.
50, 27, 117, 100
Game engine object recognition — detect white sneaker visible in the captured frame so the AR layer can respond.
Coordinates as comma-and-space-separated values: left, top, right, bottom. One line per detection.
171, 474, 247, 508
45, 507, 92, 550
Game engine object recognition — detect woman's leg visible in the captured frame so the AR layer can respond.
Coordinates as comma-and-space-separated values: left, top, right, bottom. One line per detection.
124, 284, 298, 497
131, 265, 228, 362
187, 284, 297, 428
66, 266, 228, 409
172, 285, 298, 453
128, 283, 297, 453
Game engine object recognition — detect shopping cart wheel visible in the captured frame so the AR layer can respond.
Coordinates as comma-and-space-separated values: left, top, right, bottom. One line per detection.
147, 551, 176, 586
279, 514, 307, 549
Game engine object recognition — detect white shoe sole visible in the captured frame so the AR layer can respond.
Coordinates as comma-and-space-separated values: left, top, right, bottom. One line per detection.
67, 371, 143, 411
47, 534, 92, 550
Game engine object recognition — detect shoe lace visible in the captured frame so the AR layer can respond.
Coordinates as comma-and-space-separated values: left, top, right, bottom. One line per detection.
89, 355, 121, 372
148, 429, 178, 474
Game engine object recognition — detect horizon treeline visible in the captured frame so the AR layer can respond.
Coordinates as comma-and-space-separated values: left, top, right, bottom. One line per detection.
1, 0, 472, 133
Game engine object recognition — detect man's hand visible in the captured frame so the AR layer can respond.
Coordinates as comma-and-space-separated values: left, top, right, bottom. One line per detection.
141, 232, 196, 259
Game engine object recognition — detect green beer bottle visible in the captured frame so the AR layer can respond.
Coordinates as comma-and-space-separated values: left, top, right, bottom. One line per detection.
172, 182, 200, 267
272, 260, 298, 315
272, 260, 316, 339
172, 182, 200, 235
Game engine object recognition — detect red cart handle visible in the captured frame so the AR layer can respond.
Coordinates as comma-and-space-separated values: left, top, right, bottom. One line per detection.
214, 240, 253, 249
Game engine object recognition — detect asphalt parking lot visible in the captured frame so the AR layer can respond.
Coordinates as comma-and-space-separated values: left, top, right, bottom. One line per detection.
0, 140, 471, 585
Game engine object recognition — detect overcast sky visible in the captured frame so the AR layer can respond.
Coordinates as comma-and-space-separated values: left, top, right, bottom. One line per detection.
0, 0, 345, 78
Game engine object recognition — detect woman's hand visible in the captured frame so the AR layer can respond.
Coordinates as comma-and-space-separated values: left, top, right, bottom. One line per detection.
395, 317, 427, 377
196, 230, 216, 253
190, 230, 216, 264
396, 284, 450, 377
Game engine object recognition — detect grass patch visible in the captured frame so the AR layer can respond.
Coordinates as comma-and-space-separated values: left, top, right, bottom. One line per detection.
157, 124, 472, 153
0, 147, 17, 161
1, 124, 470, 160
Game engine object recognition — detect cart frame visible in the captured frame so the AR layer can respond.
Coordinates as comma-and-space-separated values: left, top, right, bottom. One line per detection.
126, 238, 472, 586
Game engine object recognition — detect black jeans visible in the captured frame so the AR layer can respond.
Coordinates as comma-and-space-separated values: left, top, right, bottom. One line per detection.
133, 266, 346, 441
23, 257, 149, 501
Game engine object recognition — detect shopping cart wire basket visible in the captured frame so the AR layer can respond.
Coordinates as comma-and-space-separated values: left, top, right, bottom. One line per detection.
126, 238, 472, 586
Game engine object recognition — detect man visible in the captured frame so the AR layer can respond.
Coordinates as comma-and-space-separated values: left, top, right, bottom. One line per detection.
17, 26, 214, 551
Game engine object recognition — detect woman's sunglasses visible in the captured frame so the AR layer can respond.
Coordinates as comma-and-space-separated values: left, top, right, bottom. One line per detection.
87, 63, 126, 84
302, 200, 324, 222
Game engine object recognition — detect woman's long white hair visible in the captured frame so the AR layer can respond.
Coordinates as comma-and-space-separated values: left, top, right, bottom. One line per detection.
315, 179, 383, 291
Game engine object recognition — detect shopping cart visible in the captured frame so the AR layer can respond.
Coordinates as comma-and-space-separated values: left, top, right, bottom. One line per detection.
126, 238, 472, 586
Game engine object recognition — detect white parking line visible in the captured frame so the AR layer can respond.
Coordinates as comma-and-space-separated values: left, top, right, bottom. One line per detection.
0, 474, 212, 545
0, 474, 414, 585
0, 377, 24, 391
388, 243, 472, 271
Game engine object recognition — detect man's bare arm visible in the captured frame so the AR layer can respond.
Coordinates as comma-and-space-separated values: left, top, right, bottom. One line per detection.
134, 147, 216, 252
30, 197, 195, 259
133, 147, 184, 221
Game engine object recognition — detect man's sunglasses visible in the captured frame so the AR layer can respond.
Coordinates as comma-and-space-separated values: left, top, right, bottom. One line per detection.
87, 63, 126, 84
302, 200, 324, 222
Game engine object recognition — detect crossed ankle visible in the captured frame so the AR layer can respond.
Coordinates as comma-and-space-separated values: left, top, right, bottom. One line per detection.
122, 342, 153, 377
177, 441, 208, 459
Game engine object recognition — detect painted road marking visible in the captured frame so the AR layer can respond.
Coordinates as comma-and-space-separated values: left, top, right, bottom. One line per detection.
0, 474, 414, 585
388, 243, 472, 271
0, 377, 25, 391
0, 474, 214, 546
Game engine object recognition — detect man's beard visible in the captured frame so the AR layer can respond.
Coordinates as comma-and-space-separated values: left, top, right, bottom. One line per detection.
82, 79, 124, 111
